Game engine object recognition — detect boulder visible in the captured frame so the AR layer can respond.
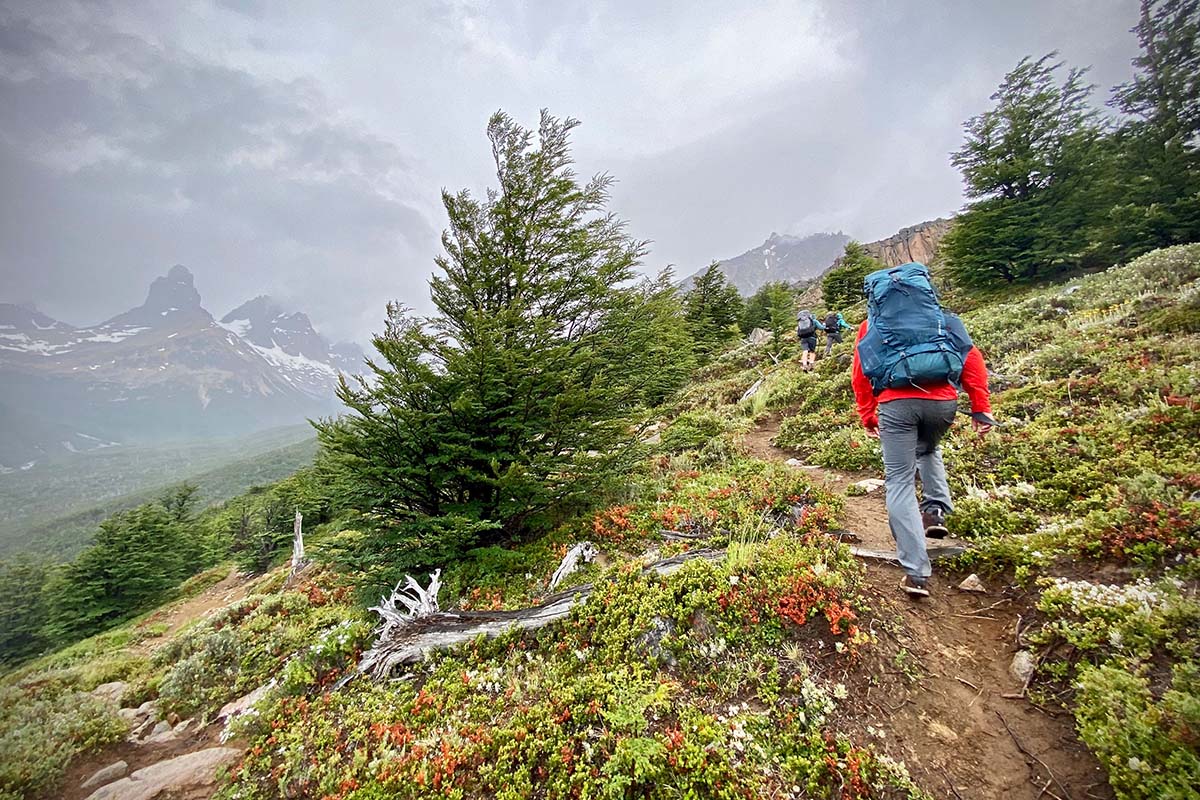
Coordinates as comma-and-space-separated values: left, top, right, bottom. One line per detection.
217, 683, 271, 722
129, 716, 157, 741
852, 478, 886, 494
80, 760, 128, 790
784, 458, 818, 470
83, 747, 241, 800
90, 681, 128, 704
143, 727, 178, 746
957, 574, 987, 594
747, 328, 771, 345
635, 616, 677, 667
1009, 650, 1036, 685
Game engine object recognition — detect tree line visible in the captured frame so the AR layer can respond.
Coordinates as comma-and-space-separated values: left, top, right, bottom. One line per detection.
0, 472, 335, 665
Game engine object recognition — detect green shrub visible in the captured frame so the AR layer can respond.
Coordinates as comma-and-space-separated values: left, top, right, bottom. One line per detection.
0, 683, 126, 799
949, 496, 1039, 539
660, 410, 734, 453
158, 628, 243, 720
810, 428, 883, 472
1075, 663, 1200, 800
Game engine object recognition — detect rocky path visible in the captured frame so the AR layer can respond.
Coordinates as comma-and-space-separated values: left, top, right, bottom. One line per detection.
49, 568, 257, 800
741, 420, 1112, 800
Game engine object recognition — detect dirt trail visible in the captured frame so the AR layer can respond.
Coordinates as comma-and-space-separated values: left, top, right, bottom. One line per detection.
129, 566, 252, 656
741, 420, 1112, 800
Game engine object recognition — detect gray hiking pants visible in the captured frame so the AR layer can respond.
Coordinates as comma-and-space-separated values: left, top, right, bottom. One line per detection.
878, 398, 957, 578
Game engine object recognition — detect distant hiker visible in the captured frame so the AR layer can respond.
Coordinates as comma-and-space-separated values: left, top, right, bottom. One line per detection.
796, 309, 824, 371
850, 263, 997, 598
822, 310, 851, 357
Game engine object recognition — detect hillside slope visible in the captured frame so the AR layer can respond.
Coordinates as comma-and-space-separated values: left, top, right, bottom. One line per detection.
2, 245, 1197, 800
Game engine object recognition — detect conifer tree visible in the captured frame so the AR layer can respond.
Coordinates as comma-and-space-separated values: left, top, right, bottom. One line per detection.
943, 54, 1106, 288
42, 505, 186, 642
739, 281, 795, 356
0, 557, 50, 664
822, 241, 881, 309
315, 111, 692, 576
684, 263, 743, 352
1102, 0, 1200, 259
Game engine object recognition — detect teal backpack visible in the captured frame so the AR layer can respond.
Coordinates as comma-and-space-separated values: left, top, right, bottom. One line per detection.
856, 263, 973, 394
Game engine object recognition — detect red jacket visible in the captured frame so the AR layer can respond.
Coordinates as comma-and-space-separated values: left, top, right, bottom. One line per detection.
850, 320, 992, 429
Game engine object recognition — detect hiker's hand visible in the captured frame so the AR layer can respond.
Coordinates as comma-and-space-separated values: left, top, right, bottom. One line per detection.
971, 412, 997, 435
864, 424, 879, 439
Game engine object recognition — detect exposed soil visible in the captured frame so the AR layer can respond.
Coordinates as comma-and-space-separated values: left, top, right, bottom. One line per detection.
129, 566, 254, 655
741, 419, 1114, 800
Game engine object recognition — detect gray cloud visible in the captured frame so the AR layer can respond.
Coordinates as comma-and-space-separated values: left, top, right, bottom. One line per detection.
0, 1, 436, 342
0, 0, 1143, 342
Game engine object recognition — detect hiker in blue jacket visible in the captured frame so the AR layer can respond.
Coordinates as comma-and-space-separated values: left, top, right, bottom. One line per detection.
822, 311, 851, 357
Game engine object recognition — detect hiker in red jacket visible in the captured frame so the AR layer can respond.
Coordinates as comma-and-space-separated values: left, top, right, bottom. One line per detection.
851, 318, 995, 597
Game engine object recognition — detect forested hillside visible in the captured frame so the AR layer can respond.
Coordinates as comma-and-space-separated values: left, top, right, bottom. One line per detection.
0, 426, 316, 559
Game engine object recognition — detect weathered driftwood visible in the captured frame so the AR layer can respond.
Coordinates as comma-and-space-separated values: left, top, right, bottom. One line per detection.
356, 549, 724, 680
659, 528, 709, 541
547, 542, 598, 592
739, 377, 764, 403
353, 534, 973, 680
368, 570, 443, 641
286, 510, 307, 584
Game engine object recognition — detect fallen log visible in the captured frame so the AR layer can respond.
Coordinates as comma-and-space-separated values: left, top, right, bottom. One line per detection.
356, 549, 724, 680
659, 529, 710, 541
848, 544, 967, 562
354, 535, 970, 681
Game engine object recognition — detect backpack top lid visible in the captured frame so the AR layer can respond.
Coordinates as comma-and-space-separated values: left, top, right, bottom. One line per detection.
862, 262, 941, 345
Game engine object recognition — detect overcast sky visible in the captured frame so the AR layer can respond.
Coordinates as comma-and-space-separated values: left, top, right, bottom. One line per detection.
0, 0, 1142, 344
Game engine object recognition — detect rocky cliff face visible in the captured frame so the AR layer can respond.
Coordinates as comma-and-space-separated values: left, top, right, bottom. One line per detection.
858, 218, 953, 268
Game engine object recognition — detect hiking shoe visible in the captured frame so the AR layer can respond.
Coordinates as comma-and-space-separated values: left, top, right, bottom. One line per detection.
900, 575, 930, 598
922, 507, 949, 539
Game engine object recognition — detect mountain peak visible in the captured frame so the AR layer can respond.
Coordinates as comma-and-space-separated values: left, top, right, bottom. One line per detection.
219, 295, 326, 361
222, 295, 283, 326
143, 265, 202, 313
680, 231, 851, 295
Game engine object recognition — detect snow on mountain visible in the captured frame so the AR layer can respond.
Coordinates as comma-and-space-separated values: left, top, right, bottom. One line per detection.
0, 267, 365, 467
218, 295, 347, 398
678, 232, 851, 295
